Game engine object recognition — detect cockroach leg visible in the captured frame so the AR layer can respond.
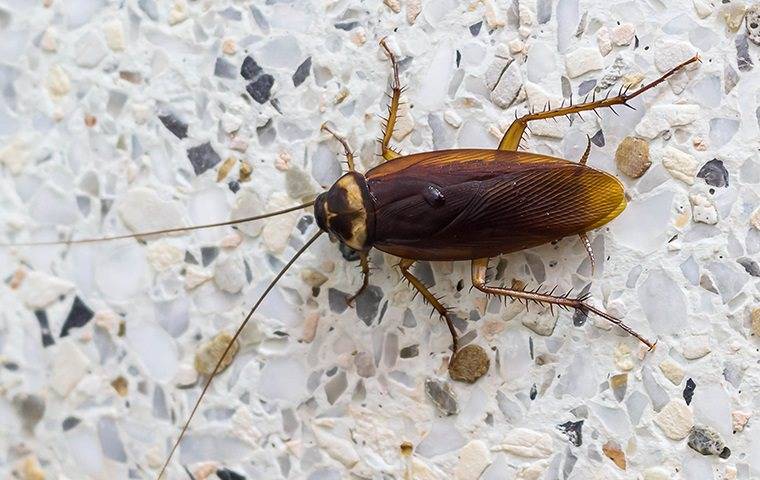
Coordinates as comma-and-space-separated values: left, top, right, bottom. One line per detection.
579, 233, 595, 275
497, 54, 701, 151
379, 38, 403, 161
471, 258, 656, 350
346, 252, 370, 306
321, 122, 355, 172
579, 134, 591, 165
399, 258, 459, 353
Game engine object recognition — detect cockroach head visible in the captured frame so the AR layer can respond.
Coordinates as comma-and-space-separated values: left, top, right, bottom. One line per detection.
314, 172, 375, 252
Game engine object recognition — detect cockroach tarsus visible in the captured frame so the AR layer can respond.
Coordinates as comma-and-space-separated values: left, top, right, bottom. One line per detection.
1, 38, 701, 478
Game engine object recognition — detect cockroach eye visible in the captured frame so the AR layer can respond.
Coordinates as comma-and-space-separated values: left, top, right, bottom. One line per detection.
423, 184, 445, 207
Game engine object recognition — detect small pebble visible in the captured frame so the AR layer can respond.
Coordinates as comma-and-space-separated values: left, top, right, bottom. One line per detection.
690, 194, 718, 225
19, 456, 45, 480
424, 378, 459, 415
731, 410, 751, 432
688, 425, 730, 458
659, 359, 685, 385
747, 4, 760, 45
194, 332, 240, 376
13, 394, 45, 431
615, 137, 651, 178
187, 142, 222, 176
602, 440, 626, 469
697, 159, 730, 187
682, 378, 696, 405
449, 345, 489, 383
654, 399, 694, 440
247, 74, 275, 104
565, 47, 604, 78
611, 23, 635, 46
557, 420, 583, 446
610, 373, 627, 402
292, 57, 312, 87
682, 334, 712, 359
750, 307, 760, 336
661, 146, 697, 185
240, 56, 262, 80
111, 376, 128, 396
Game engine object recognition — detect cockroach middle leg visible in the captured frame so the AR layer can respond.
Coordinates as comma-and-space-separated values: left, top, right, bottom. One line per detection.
321, 123, 355, 172
398, 258, 459, 353
379, 38, 403, 161
578, 233, 595, 275
497, 55, 701, 151
471, 258, 655, 349
346, 252, 370, 306
578, 134, 591, 165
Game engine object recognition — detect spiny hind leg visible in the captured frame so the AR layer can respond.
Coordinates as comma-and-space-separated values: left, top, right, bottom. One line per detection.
471, 258, 655, 349
346, 252, 370, 306
379, 38, 403, 161
321, 123, 355, 172
498, 55, 701, 151
398, 258, 458, 353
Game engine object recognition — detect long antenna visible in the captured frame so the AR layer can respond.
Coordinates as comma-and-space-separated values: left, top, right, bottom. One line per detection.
0, 200, 316, 247
157, 229, 323, 479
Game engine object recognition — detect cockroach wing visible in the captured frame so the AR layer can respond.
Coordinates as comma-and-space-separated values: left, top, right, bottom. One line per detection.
365, 149, 626, 261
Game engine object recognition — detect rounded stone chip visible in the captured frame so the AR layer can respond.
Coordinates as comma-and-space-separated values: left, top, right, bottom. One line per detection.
687, 425, 731, 458
448, 344, 490, 383
615, 137, 651, 178
194, 332, 240, 376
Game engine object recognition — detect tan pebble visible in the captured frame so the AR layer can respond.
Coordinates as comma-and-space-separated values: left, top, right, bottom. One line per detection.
321, 260, 336, 273
185, 265, 212, 289
509, 39, 525, 54
610, 373, 627, 390
94, 310, 120, 335
350, 28, 367, 46
300, 268, 329, 288
611, 23, 635, 46
194, 331, 240, 376
615, 137, 651, 178
731, 410, 751, 432
334, 88, 349, 105
9, 268, 26, 289
449, 344, 490, 383
84, 114, 97, 127
602, 440, 626, 470
111, 376, 128, 396
400, 441, 414, 456
720, 2, 747, 31
275, 151, 291, 171
219, 232, 243, 248
482, 319, 506, 340
692, 135, 708, 151
751, 209, 760, 230
654, 399, 694, 439
383, 0, 401, 13
659, 358, 685, 385
192, 462, 219, 480
119, 70, 142, 84
168, 0, 189, 25
622, 71, 645, 88
47, 65, 71, 97
20, 455, 45, 480
614, 343, 635, 371
222, 39, 237, 55
407, 0, 422, 24
301, 312, 319, 343
482, 0, 507, 28
217, 157, 237, 182
752, 307, 760, 336
43, 0, 53, 6
239, 160, 252, 181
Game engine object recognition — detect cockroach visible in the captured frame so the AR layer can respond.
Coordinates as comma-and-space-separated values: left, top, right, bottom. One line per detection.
2, 39, 700, 477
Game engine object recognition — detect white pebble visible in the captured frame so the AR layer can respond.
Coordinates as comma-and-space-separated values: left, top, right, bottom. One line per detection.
693, 0, 714, 18
654, 39, 697, 74
454, 440, 492, 480
658, 358, 685, 385
681, 334, 712, 359
19, 271, 74, 309
47, 65, 71, 97
565, 47, 604, 78
213, 253, 247, 294
146, 241, 184, 271
185, 265, 212, 289
40, 28, 58, 52
116, 187, 185, 234
611, 23, 635, 46
103, 20, 125, 51
0, 139, 30, 175
732, 410, 751, 432
168, 0, 189, 25
654, 399, 694, 439
596, 26, 613, 56
51, 339, 90, 396
635, 104, 700, 139
75, 31, 108, 68
444, 110, 462, 128
493, 428, 553, 458
690, 193, 718, 225
644, 467, 673, 480
660, 146, 697, 184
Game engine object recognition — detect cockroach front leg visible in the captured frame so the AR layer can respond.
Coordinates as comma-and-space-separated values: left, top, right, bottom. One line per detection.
498, 55, 701, 151
379, 38, 403, 161
321, 123, 356, 172
346, 252, 370, 306
399, 258, 459, 353
471, 258, 655, 349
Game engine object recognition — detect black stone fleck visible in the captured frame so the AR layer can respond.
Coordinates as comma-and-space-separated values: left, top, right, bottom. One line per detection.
60, 297, 94, 337
529, 383, 537, 400
214, 57, 237, 79
328, 288, 350, 314
683, 378, 696, 405
469, 21, 483, 36
338, 243, 361, 261
246, 74, 275, 104
228, 180, 240, 193
62, 416, 81, 431
217, 468, 246, 480
738, 257, 760, 277
590, 129, 605, 147
158, 114, 188, 139
184, 251, 198, 265
292, 57, 312, 87
557, 420, 584, 446
34, 310, 55, 347
334, 21, 359, 31
400, 344, 419, 358
356, 285, 383, 326
187, 142, 222, 175
697, 159, 729, 187
240, 55, 262, 80
456, 50, 461, 68
201, 246, 219, 266
296, 215, 314, 233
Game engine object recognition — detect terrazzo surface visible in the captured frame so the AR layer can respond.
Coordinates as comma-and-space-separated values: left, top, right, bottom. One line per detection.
1, 0, 760, 479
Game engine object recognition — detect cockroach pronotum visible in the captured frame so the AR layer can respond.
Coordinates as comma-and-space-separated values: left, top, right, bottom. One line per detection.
2, 39, 700, 477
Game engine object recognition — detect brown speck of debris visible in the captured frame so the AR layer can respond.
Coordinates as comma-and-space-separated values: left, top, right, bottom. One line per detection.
217, 157, 237, 182
400, 441, 413, 457
239, 161, 253, 182
84, 114, 97, 127
448, 344, 490, 383
111, 376, 128, 396
194, 331, 240, 376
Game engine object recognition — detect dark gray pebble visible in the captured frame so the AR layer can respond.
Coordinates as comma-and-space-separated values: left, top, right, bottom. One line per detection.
697, 159, 729, 187
187, 142, 222, 176
246, 74, 275, 104
292, 57, 312, 87
688, 425, 730, 458
158, 114, 188, 139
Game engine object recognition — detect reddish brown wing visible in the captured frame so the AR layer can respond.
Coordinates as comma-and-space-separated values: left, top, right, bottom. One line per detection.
365, 149, 626, 261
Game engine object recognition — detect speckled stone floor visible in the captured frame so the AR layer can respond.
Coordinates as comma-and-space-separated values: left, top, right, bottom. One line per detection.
1, 1, 759, 479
